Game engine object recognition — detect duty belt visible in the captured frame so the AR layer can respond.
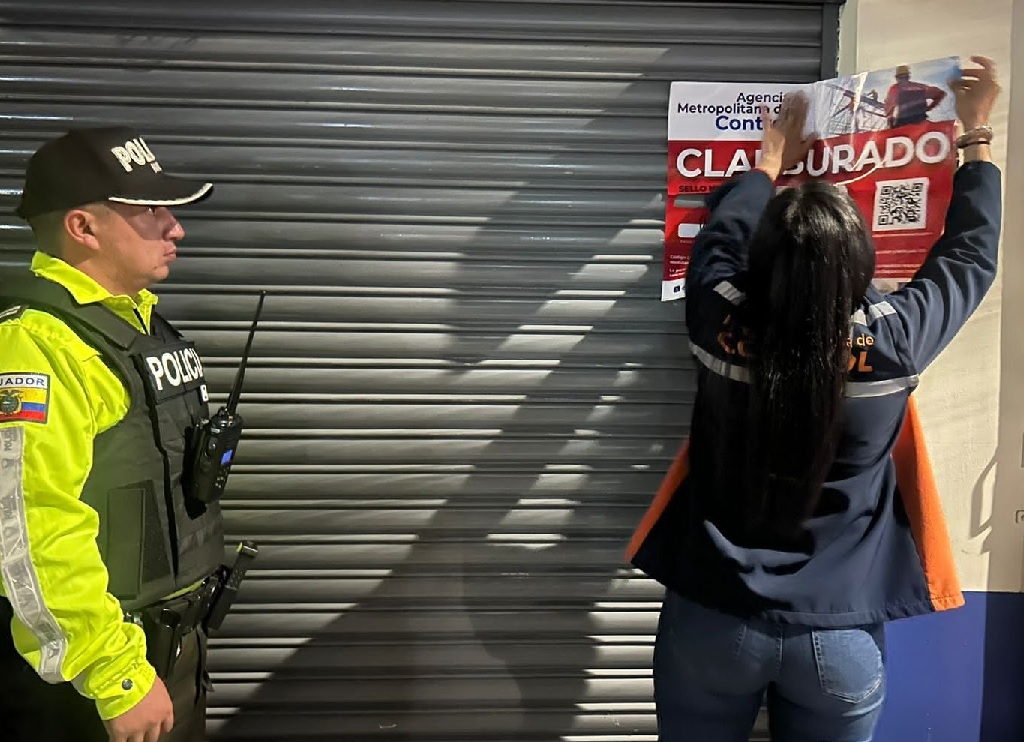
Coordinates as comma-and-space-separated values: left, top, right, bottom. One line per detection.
126, 541, 258, 679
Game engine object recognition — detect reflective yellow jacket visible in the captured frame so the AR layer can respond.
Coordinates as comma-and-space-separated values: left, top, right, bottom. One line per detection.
0, 251, 158, 720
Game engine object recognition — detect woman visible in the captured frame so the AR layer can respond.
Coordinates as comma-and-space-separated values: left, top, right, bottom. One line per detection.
629, 56, 1001, 742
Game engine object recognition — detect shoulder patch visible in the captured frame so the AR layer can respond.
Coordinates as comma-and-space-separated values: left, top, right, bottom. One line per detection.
0, 373, 50, 424
0, 305, 25, 323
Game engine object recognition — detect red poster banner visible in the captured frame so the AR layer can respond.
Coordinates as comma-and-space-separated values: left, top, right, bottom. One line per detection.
663, 57, 960, 301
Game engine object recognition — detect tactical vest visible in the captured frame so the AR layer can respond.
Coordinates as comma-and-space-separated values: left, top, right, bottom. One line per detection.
0, 273, 224, 611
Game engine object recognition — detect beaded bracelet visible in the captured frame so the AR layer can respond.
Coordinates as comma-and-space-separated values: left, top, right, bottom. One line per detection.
955, 124, 994, 149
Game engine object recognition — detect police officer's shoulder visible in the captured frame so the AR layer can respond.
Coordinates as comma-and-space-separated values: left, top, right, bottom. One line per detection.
0, 304, 103, 365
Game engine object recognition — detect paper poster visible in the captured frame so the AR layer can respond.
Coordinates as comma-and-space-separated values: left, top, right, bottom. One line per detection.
663, 57, 960, 300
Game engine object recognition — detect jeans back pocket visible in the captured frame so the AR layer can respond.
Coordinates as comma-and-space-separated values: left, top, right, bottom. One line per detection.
812, 625, 885, 703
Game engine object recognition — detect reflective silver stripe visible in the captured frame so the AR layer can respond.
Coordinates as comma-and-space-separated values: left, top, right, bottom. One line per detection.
691, 343, 918, 398
851, 300, 897, 327
690, 342, 751, 383
871, 301, 897, 319
709, 293, 896, 324
0, 427, 68, 683
845, 375, 920, 398
714, 281, 745, 305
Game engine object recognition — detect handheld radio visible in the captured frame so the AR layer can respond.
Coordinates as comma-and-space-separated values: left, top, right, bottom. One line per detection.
187, 291, 266, 505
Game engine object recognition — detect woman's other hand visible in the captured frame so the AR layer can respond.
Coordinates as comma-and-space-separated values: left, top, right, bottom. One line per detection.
757, 92, 816, 180
951, 55, 1000, 163
951, 55, 1000, 132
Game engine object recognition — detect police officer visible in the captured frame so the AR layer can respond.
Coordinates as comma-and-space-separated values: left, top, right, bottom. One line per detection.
0, 127, 226, 742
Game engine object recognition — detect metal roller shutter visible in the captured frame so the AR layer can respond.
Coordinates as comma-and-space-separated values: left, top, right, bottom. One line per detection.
0, 1, 842, 739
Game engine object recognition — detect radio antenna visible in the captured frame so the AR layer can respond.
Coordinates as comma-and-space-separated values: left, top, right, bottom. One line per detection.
226, 291, 266, 414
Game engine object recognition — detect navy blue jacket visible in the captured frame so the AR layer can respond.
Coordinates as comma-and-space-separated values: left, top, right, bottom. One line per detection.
630, 161, 1001, 627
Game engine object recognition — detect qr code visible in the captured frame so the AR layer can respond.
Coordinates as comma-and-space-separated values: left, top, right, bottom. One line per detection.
872, 177, 928, 232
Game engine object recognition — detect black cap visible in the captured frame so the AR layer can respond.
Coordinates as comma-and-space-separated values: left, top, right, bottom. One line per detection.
15, 126, 213, 221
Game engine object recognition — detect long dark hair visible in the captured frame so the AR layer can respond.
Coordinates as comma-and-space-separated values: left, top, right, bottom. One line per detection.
743, 180, 875, 535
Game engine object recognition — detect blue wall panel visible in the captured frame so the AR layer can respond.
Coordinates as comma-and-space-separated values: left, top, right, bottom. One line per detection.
877, 591, 1024, 742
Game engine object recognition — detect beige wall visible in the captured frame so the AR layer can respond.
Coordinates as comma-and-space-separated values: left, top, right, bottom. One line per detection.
838, 0, 1022, 592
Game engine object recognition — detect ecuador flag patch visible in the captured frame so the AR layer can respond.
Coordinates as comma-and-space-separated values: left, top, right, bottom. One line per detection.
0, 373, 50, 424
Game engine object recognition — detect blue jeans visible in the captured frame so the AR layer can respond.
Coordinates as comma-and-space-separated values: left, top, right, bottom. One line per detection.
654, 589, 886, 742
